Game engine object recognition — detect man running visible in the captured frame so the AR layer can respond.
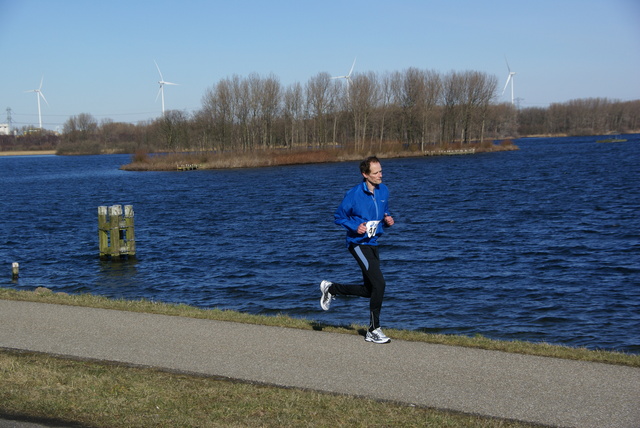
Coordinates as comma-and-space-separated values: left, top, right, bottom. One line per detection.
320, 156, 395, 344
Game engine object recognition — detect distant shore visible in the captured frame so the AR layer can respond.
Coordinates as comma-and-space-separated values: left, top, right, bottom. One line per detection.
0, 144, 519, 168
0, 150, 57, 156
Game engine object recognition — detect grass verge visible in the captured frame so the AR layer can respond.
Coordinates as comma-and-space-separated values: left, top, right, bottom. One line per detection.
1, 287, 637, 367
1, 350, 536, 428
1, 287, 637, 427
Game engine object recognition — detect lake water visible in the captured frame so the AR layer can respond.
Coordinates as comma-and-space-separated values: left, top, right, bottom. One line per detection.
1, 135, 639, 353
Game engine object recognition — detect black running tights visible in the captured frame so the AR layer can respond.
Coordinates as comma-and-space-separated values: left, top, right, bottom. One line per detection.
329, 244, 386, 331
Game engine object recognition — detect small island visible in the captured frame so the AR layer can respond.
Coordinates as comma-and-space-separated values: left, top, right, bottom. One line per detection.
120, 140, 518, 172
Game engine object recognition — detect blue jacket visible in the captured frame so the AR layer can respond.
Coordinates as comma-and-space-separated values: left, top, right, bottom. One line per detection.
334, 180, 391, 247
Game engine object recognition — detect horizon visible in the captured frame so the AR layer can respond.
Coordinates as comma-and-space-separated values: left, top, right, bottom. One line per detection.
1, 0, 639, 131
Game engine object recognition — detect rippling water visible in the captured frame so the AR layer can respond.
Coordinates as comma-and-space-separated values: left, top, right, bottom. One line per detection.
1, 135, 639, 353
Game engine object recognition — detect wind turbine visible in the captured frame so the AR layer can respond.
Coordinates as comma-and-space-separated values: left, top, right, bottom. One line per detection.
332, 57, 356, 88
154, 60, 178, 115
502, 56, 516, 106
25, 76, 48, 129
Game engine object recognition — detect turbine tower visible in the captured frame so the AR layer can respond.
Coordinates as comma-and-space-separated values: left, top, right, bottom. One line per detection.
154, 60, 178, 115
332, 57, 356, 88
502, 56, 516, 106
25, 76, 48, 129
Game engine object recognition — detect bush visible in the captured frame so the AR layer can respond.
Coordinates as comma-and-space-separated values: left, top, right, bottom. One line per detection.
132, 150, 149, 163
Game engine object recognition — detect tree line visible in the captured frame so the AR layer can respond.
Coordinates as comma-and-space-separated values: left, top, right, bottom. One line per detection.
518, 98, 640, 136
2, 67, 639, 154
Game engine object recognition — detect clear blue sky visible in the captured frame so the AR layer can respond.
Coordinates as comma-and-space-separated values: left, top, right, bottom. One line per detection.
1, 0, 639, 131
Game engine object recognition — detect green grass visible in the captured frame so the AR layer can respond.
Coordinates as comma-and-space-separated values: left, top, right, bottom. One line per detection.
0, 350, 535, 428
1, 287, 637, 427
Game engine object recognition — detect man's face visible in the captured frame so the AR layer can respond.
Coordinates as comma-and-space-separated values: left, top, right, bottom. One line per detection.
363, 162, 383, 186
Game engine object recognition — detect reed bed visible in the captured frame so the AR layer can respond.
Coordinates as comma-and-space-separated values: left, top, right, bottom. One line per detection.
121, 141, 518, 171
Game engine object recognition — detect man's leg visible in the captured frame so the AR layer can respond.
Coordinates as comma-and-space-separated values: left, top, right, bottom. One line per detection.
353, 245, 385, 331
329, 245, 386, 330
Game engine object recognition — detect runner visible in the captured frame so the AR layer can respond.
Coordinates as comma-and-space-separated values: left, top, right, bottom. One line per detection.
320, 156, 395, 344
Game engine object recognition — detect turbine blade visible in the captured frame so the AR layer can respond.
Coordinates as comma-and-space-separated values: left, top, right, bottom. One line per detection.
154, 60, 164, 80
156, 86, 163, 101
502, 76, 511, 95
39, 91, 49, 105
504, 55, 511, 72
39, 76, 44, 90
348, 57, 356, 77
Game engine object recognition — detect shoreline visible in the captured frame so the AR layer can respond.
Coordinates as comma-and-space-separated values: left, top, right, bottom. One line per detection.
1, 287, 637, 365
0, 150, 57, 156
4, 295, 637, 428
121, 144, 519, 171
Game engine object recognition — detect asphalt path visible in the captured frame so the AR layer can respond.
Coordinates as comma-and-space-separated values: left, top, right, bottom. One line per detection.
1, 299, 638, 427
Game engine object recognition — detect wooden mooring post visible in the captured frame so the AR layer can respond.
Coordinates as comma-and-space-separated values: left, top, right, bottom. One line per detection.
12, 262, 19, 280
98, 205, 136, 260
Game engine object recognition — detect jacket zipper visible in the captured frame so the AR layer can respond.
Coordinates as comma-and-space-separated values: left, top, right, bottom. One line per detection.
371, 191, 379, 220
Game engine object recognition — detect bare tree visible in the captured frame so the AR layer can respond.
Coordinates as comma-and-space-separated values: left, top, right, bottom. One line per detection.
376, 71, 396, 149
231, 76, 251, 151
349, 71, 380, 150
460, 71, 497, 143
63, 113, 98, 135
398, 68, 426, 146
306, 72, 333, 146
157, 110, 189, 152
441, 71, 467, 143
62, 113, 99, 148
201, 77, 236, 151
283, 82, 304, 148
421, 70, 443, 150
258, 74, 282, 148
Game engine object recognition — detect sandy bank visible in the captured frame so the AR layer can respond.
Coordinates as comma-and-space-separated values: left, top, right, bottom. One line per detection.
0, 150, 57, 156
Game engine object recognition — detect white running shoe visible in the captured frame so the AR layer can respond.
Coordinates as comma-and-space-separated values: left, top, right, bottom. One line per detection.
365, 328, 391, 344
320, 280, 334, 310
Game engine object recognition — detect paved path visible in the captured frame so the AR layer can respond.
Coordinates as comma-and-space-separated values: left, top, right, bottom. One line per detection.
1, 299, 638, 428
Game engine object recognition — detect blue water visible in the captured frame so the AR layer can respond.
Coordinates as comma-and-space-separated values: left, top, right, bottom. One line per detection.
1, 135, 639, 353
